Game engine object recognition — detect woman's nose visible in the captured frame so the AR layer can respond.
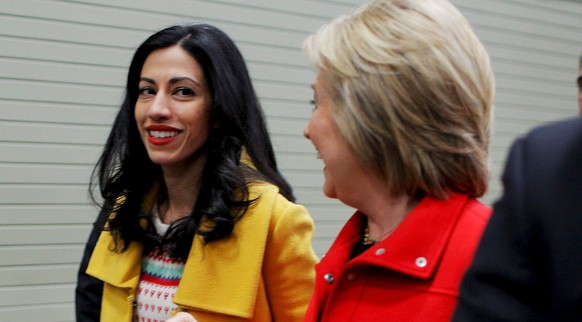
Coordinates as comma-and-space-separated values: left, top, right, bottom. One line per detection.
147, 94, 171, 120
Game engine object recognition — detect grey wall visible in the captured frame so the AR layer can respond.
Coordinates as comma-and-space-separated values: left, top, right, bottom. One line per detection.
1, 0, 581, 320
451, 0, 582, 204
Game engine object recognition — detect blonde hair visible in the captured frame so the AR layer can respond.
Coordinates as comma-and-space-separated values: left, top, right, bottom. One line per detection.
303, 0, 494, 199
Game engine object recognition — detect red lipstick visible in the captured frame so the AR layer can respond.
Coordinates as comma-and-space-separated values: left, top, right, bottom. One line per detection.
146, 125, 181, 145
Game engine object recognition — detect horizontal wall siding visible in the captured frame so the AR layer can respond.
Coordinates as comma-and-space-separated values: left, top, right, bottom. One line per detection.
1, 0, 582, 321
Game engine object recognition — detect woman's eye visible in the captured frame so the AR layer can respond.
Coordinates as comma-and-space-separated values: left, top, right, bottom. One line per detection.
138, 87, 155, 96
174, 87, 195, 97
309, 99, 318, 110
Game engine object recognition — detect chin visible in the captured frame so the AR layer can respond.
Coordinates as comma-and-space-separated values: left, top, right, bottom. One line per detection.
146, 154, 176, 166
323, 186, 337, 199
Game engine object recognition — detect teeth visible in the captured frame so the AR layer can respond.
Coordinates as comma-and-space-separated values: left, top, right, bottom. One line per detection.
149, 130, 178, 138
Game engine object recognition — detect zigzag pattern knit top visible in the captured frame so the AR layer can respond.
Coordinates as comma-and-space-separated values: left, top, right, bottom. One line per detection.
134, 208, 186, 322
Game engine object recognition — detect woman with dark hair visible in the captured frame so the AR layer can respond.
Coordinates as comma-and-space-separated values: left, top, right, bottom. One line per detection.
75, 24, 317, 322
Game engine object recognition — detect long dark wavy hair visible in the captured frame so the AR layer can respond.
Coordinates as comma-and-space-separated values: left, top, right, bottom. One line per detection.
90, 24, 295, 259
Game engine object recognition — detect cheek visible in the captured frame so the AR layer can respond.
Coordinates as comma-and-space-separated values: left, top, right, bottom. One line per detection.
308, 116, 330, 146
134, 106, 149, 139
186, 111, 212, 138
134, 105, 146, 124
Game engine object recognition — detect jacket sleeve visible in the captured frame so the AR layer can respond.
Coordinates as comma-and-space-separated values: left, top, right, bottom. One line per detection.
262, 197, 318, 321
75, 205, 109, 322
453, 138, 545, 322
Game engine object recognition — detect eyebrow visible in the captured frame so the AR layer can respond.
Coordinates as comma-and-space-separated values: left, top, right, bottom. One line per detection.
170, 76, 201, 87
311, 83, 318, 95
139, 76, 201, 87
139, 77, 155, 84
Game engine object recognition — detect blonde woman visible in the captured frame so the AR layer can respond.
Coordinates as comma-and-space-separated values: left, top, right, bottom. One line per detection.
302, 0, 495, 320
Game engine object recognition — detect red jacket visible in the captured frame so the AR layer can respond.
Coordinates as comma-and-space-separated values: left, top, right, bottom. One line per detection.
304, 193, 490, 322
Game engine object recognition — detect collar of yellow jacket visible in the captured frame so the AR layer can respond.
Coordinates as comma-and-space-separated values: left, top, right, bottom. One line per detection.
87, 179, 276, 319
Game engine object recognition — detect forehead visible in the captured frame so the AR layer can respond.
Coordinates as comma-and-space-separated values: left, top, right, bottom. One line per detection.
142, 46, 205, 78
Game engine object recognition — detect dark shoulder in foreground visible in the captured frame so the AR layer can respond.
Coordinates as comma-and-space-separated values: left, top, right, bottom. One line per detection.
526, 117, 582, 147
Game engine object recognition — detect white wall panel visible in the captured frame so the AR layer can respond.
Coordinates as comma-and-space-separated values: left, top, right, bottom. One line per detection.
0, 284, 74, 306
0, 143, 103, 164
1, 0, 582, 320
1, 205, 98, 224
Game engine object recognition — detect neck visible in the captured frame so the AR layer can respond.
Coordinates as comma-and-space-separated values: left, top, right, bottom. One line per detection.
363, 193, 419, 242
336, 168, 419, 242
158, 157, 206, 224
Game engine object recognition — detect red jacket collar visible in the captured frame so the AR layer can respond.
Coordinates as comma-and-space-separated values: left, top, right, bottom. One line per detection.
318, 193, 470, 279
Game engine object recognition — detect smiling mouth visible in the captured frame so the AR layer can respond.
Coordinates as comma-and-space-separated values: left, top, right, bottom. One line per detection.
149, 130, 179, 138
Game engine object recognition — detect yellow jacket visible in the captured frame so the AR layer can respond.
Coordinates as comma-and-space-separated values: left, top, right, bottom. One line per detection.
86, 182, 318, 321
